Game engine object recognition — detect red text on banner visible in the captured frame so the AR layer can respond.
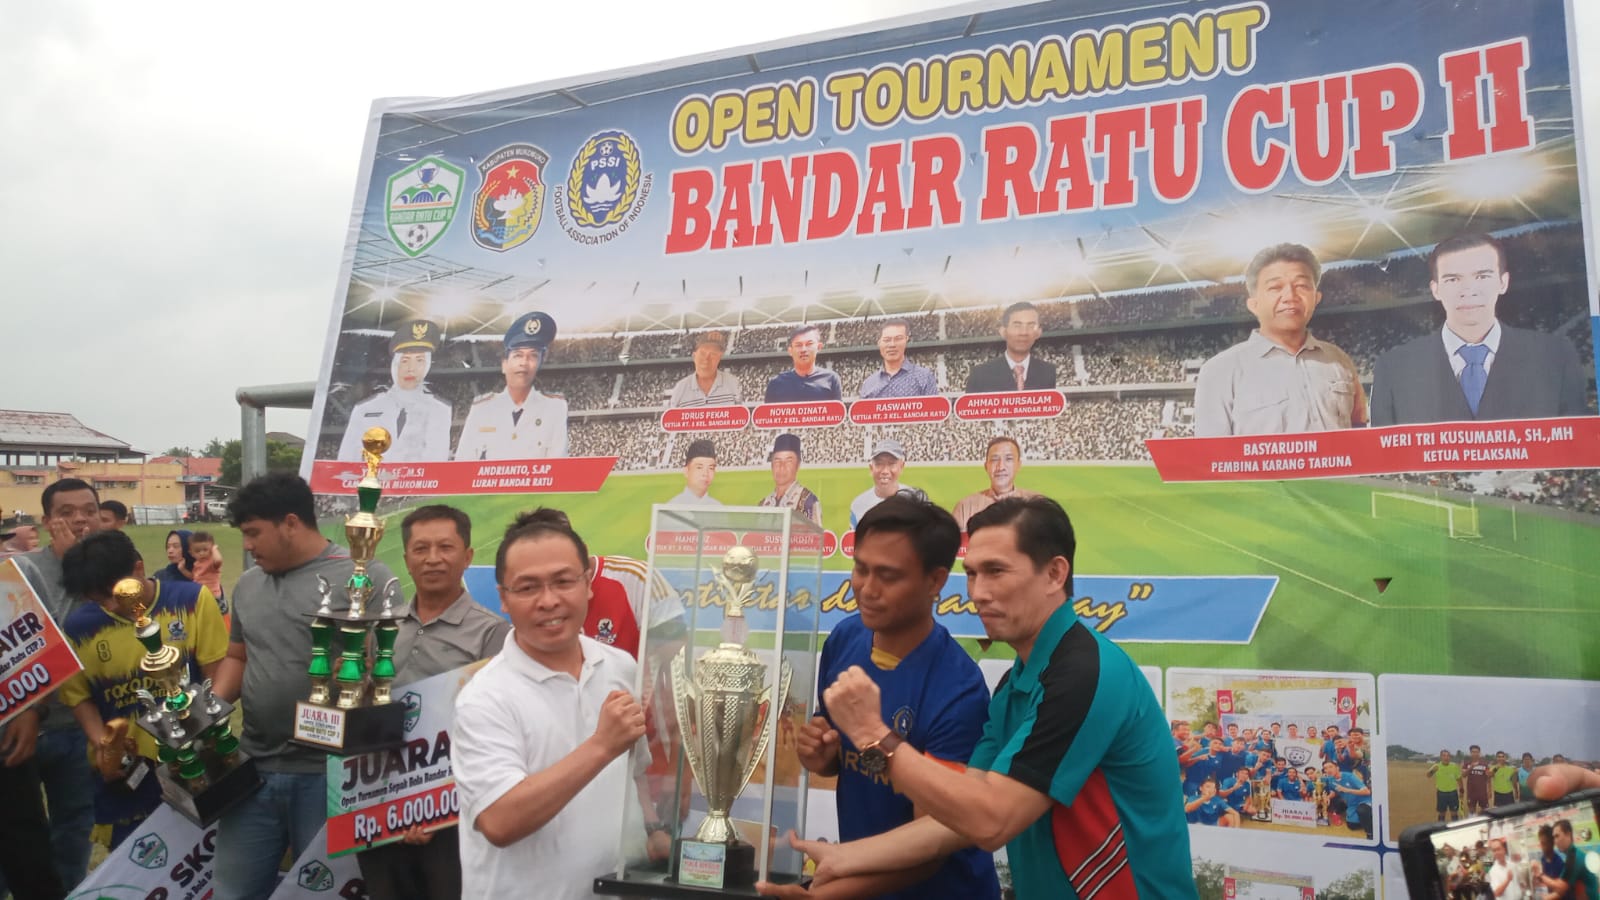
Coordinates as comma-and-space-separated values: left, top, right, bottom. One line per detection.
848, 396, 952, 425
309, 458, 619, 496
751, 402, 848, 429
661, 406, 751, 432
953, 391, 1066, 421
1145, 417, 1600, 482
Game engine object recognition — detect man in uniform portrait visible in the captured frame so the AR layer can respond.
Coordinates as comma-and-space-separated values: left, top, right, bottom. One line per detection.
339, 319, 453, 462
454, 311, 569, 460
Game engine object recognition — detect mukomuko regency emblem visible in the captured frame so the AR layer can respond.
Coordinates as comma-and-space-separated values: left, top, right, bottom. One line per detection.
130, 832, 168, 869
471, 143, 550, 252
554, 129, 651, 244
385, 155, 466, 257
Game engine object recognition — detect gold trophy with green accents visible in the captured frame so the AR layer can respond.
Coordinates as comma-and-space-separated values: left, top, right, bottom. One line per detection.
122, 578, 262, 826
291, 427, 407, 754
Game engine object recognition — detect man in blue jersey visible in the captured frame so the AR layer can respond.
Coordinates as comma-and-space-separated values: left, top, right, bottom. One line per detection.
761, 496, 1195, 900
1218, 765, 1253, 819
794, 495, 999, 900
1184, 778, 1238, 827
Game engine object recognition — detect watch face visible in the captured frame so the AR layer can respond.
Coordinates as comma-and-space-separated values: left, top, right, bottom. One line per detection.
859, 747, 887, 777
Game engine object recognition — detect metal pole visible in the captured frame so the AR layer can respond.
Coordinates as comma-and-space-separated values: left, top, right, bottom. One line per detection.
235, 382, 316, 486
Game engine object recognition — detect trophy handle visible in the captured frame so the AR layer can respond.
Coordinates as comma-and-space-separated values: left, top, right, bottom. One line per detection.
736, 658, 793, 795
669, 647, 702, 784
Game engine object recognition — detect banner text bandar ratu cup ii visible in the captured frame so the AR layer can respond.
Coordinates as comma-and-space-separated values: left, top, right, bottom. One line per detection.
301, 0, 1600, 870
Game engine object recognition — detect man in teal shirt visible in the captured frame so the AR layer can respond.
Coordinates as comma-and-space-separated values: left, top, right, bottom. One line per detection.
761, 496, 1195, 900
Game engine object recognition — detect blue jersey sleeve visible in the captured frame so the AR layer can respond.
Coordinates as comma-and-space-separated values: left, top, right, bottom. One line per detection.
915, 651, 990, 765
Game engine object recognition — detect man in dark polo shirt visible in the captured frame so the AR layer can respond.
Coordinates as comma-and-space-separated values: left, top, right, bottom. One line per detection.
764, 324, 842, 402
211, 474, 397, 900
357, 504, 509, 900
762, 496, 1195, 900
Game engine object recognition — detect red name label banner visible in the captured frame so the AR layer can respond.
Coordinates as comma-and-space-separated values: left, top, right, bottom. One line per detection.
751, 401, 848, 429
953, 390, 1065, 421
0, 560, 82, 730
848, 396, 952, 425
648, 531, 738, 556
1146, 417, 1600, 482
661, 406, 750, 432
309, 458, 619, 495
739, 530, 837, 558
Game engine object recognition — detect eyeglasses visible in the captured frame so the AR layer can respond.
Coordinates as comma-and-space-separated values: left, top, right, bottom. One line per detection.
501, 575, 584, 600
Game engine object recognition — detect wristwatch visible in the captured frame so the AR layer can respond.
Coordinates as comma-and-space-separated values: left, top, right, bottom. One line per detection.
857, 732, 904, 777
645, 821, 672, 838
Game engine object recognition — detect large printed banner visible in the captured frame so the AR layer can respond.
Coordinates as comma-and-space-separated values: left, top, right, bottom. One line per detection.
0, 558, 82, 730
297, 0, 1600, 895
324, 662, 486, 856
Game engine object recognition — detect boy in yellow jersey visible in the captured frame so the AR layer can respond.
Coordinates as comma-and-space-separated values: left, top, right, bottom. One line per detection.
57, 531, 228, 848
1426, 749, 1464, 822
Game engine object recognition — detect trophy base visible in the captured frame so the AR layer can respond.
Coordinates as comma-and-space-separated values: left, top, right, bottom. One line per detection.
595, 860, 803, 898
157, 757, 263, 827
289, 700, 407, 754
672, 838, 756, 889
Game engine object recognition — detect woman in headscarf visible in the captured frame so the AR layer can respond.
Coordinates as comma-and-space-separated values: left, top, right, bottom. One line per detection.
153, 529, 195, 583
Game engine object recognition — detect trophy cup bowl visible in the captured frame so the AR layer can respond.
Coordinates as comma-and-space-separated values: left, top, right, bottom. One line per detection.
666, 545, 794, 887
671, 644, 792, 846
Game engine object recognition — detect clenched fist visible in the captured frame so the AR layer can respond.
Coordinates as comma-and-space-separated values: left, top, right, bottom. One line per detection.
821, 666, 887, 749
796, 716, 841, 776
594, 690, 647, 757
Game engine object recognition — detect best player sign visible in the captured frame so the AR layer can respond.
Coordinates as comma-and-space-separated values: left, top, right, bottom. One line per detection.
0, 559, 82, 730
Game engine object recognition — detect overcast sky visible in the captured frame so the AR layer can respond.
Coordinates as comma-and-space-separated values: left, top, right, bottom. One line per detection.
5, 0, 1598, 456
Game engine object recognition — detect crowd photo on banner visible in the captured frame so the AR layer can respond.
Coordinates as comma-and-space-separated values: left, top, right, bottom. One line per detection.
3, 0, 1600, 899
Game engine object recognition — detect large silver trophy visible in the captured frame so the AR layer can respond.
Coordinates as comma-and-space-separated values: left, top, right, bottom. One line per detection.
119, 578, 261, 825
669, 546, 792, 887
291, 426, 407, 754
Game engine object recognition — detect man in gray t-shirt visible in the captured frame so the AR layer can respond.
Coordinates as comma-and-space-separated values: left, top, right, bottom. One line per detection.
212, 474, 396, 900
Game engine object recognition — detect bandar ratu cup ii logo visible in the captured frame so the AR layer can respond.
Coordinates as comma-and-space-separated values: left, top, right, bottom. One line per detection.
472, 143, 550, 252
554, 129, 652, 245
385, 155, 466, 258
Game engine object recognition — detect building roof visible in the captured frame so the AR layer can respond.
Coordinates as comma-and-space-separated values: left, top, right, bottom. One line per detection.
150, 456, 223, 479
0, 410, 138, 456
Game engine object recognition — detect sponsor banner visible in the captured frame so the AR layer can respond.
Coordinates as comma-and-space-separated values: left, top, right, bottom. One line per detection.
1147, 417, 1600, 482
270, 826, 364, 900
952, 391, 1066, 421
0, 559, 82, 729
847, 396, 952, 425
307, 457, 618, 496
464, 567, 1276, 644
325, 662, 487, 856
661, 406, 750, 432
66, 805, 215, 900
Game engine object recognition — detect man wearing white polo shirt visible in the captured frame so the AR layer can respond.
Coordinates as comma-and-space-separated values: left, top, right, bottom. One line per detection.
452, 509, 666, 899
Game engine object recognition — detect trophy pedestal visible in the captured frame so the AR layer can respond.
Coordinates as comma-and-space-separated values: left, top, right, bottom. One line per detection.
594, 865, 805, 898
158, 756, 263, 827
290, 701, 406, 755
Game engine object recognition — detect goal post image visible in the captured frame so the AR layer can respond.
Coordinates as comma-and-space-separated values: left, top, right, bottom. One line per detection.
1370, 489, 1480, 538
